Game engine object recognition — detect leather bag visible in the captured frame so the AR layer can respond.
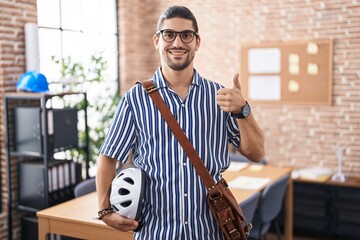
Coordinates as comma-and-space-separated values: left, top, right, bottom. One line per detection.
140, 80, 252, 240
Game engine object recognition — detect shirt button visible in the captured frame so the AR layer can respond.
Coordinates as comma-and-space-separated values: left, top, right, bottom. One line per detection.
183, 162, 187, 166
184, 193, 188, 197
185, 221, 188, 225
181, 104, 185, 108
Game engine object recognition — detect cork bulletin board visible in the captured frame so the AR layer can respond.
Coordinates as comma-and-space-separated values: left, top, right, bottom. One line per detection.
240, 39, 333, 105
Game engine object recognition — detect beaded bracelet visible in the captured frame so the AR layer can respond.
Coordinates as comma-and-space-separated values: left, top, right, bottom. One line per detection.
97, 206, 115, 220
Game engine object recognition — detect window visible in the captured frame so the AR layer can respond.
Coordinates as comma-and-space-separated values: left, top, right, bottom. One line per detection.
37, 0, 118, 87
36, 0, 119, 172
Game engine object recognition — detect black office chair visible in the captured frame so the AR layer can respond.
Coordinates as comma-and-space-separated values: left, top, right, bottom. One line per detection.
240, 191, 261, 224
74, 177, 96, 198
249, 175, 290, 240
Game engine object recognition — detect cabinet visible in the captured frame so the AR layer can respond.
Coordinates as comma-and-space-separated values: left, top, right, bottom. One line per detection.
292, 178, 360, 240
4, 92, 90, 240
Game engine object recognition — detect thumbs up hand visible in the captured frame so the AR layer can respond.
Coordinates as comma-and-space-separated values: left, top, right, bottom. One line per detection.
232, 73, 241, 89
216, 73, 246, 113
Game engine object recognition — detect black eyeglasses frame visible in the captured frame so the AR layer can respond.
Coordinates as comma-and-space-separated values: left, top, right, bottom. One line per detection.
156, 29, 199, 43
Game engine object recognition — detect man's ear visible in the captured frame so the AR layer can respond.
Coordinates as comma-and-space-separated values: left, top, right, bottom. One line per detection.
195, 35, 201, 51
153, 34, 159, 49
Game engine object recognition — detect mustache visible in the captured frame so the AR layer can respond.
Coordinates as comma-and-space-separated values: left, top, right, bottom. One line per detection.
168, 47, 187, 51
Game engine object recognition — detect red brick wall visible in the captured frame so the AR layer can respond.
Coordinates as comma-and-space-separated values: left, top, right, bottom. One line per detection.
0, 1, 37, 239
117, 0, 162, 92
0, 0, 359, 239
119, 0, 360, 177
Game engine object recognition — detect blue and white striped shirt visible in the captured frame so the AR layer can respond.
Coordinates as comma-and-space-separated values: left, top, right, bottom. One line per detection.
100, 67, 241, 239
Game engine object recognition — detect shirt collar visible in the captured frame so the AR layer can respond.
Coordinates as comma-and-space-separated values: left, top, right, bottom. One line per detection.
152, 67, 202, 90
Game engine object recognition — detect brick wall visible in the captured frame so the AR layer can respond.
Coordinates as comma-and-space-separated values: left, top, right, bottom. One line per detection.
119, 0, 360, 177
0, 1, 37, 239
118, 0, 162, 92
0, 0, 359, 239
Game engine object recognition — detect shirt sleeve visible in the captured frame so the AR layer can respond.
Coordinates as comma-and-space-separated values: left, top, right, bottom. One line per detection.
99, 96, 137, 163
227, 114, 241, 150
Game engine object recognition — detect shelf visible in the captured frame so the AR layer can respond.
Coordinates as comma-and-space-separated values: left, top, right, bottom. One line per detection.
4, 91, 86, 99
10, 151, 44, 158
4, 91, 90, 240
10, 145, 88, 157
17, 205, 41, 214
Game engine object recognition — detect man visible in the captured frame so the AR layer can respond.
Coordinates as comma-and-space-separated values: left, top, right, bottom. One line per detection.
96, 5, 265, 239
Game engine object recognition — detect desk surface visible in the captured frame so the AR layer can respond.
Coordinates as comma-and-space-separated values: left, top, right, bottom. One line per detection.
223, 165, 292, 202
37, 192, 133, 240
294, 176, 360, 188
37, 165, 292, 240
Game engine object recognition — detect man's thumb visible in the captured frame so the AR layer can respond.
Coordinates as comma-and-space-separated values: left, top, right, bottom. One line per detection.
232, 73, 241, 89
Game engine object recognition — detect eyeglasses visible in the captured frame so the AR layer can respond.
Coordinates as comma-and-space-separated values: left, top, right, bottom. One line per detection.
157, 29, 198, 43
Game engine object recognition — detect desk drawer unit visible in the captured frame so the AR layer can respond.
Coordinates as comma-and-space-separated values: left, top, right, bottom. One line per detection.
292, 179, 360, 239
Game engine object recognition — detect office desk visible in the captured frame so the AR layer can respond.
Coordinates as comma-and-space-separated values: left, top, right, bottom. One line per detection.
223, 165, 293, 240
37, 165, 292, 240
37, 193, 133, 240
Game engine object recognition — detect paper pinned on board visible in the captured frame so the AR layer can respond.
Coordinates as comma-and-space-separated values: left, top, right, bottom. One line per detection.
307, 42, 319, 55
288, 80, 300, 92
248, 75, 281, 101
248, 48, 281, 74
307, 63, 319, 75
228, 176, 271, 190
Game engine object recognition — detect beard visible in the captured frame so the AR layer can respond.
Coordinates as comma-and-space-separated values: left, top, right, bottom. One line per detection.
164, 48, 196, 71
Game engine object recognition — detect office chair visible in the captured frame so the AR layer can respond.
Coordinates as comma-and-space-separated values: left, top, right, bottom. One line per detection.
74, 177, 96, 198
249, 175, 290, 240
240, 191, 261, 223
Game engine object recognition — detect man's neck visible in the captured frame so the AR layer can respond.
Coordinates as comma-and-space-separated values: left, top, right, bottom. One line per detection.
161, 65, 194, 99
161, 66, 194, 89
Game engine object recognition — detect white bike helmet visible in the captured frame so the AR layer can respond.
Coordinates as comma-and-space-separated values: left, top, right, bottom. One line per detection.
110, 166, 146, 220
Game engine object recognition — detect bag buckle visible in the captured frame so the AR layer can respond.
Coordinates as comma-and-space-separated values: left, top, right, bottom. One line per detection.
229, 228, 239, 235
209, 191, 223, 201
145, 84, 156, 93
245, 222, 253, 236
229, 229, 241, 239
220, 178, 229, 189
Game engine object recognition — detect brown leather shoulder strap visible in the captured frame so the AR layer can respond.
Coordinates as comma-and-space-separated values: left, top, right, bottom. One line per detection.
139, 79, 216, 189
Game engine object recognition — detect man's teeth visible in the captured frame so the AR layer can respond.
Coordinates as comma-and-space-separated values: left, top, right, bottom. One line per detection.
170, 50, 186, 55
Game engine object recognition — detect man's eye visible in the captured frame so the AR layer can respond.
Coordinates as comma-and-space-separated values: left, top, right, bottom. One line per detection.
164, 31, 175, 38
181, 32, 193, 39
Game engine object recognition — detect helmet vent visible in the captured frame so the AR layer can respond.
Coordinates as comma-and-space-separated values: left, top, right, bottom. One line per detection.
120, 200, 132, 207
119, 188, 130, 195
117, 173, 124, 178
124, 177, 135, 185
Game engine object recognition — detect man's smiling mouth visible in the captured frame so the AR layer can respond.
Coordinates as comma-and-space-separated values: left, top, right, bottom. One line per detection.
168, 49, 187, 55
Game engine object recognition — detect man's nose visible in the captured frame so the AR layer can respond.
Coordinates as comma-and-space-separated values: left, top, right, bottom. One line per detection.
172, 34, 183, 47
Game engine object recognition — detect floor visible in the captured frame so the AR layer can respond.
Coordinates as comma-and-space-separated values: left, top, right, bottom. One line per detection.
265, 232, 360, 240
266, 232, 324, 240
